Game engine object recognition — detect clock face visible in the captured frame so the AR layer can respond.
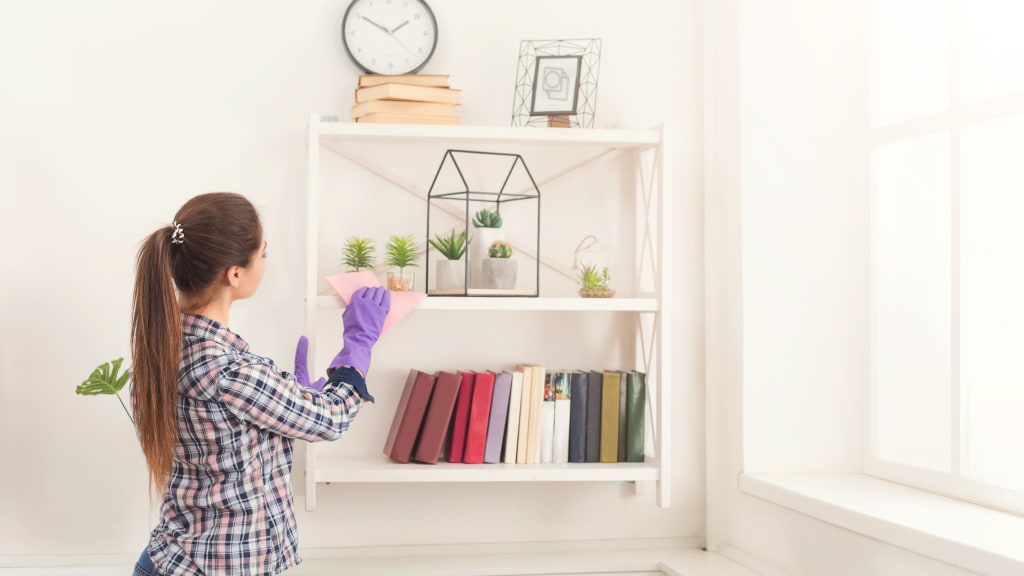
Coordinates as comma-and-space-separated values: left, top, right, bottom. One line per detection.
342, 0, 438, 75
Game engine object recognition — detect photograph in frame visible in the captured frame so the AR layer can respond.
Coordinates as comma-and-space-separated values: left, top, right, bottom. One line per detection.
529, 55, 582, 116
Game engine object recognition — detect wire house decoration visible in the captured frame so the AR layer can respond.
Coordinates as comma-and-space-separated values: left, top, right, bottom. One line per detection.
425, 149, 541, 297
511, 39, 602, 129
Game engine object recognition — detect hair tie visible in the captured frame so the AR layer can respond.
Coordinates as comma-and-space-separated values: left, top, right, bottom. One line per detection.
170, 221, 185, 245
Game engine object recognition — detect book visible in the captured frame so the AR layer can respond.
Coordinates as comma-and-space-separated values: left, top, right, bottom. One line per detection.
538, 371, 556, 464
356, 112, 460, 125
351, 99, 457, 119
514, 364, 534, 464
625, 371, 647, 463
355, 82, 462, 105
359, 73, 450, 88
552, 371, 572, 464
412, 371, 461, 465
526, 364, 546, 464
462, 371, 495, 464
446, 371, 476, 463
585, 370, 603, 463
568, 371, 589, 463
502, 370, 524, 464
386, 370, 436, 463
484, 371, 513, 464
383, 369, 419, 458
618, 370, 628, 462
599, 371, 621, 463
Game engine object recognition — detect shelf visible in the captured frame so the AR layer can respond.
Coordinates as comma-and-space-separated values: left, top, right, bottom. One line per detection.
315, 455, 659, 484
316, 294, 659, 312
305, 115, 672, 510
315, 118, 662, 150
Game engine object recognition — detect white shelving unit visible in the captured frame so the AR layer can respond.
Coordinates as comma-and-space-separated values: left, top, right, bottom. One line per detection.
304, 116, 672, 510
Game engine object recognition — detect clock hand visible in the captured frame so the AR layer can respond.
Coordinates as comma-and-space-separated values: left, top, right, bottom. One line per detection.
389, 20, 410, 34
360, 15, 391, 34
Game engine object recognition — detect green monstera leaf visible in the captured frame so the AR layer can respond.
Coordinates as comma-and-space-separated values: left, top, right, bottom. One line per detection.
77, 358, 134, 425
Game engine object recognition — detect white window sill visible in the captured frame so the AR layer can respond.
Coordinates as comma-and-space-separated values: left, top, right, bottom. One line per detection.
739, 473, 1024, 575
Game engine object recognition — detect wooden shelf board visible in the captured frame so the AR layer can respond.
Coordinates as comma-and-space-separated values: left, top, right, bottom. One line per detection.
315, 294, 658, 312
315, 118, 662, 149
314, 456, 659, 484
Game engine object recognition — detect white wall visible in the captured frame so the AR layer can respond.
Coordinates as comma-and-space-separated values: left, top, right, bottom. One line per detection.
0, 0, 703, 564
705, 1, 976, 574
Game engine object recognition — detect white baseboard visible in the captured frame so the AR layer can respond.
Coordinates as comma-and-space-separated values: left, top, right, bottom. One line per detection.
0, 539, 704, 576
716, 545, 790, 576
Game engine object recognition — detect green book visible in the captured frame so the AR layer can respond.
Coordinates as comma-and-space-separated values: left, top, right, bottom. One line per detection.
625, 371, 646, 463
599, 371, 621, 463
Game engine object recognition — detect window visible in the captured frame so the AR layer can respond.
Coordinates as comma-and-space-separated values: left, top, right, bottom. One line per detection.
869, 0, 1024, 514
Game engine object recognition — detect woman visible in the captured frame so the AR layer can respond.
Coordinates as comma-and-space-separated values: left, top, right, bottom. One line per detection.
130, 192, 389, 575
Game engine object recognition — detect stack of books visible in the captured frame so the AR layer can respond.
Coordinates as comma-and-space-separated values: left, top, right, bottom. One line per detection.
383, 366, 647, 466
352, 74, 461, 125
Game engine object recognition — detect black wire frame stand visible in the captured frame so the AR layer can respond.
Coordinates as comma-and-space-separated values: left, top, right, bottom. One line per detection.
425, 149, 541, 297
511, 39, 602, 129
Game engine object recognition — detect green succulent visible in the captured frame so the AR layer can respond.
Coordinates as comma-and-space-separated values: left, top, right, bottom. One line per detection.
472, 208, 503, 229
384, 234, 420, 271
488, 240, 513, 259
580, 264, 611, 291
428, 228, 469, 261
342, 236, 376, 271
76, 357, 135, 425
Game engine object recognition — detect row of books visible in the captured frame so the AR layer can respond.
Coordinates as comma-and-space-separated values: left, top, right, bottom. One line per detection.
384, 366, 646, 466
353, 74, 461, 125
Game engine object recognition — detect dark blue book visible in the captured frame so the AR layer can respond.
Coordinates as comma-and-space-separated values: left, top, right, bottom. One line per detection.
585, 370, 603, 462
568, 371, 589, 463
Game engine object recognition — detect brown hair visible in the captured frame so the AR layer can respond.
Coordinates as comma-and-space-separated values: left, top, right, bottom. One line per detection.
131, 192, 263, 494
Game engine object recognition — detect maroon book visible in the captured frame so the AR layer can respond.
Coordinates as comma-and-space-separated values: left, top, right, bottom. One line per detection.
412, 371, 461, 464
446, 371, 476, 463
387, 370, 436, 463
383, 369, 419, 457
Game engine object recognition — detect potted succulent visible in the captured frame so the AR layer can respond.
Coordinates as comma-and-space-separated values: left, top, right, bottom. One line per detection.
577, 264, 615, 298
384, 233, 419, 291
341, 236, 376, 272
468, 208, 503, 288
481, 240, 517, 290
428, 227, 469, 292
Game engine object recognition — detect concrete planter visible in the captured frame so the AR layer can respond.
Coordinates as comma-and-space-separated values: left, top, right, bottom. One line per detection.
481, 258, 517, 290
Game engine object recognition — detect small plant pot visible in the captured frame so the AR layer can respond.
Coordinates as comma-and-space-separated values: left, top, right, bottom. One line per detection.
578, 287, 616, 298
435, 259, 465, 292
386, 270, 415, 292
469, 227, 503, 288
481, 259, 517, 290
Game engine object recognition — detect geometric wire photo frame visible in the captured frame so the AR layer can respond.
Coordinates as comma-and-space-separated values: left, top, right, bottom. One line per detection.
512, 38, 602, 128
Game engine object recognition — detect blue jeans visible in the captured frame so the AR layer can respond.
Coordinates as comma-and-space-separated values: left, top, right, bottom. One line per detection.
132, 549, 159, 576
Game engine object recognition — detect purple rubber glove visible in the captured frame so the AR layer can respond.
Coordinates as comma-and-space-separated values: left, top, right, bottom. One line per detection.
327, 286, 391, 377
294, 336, 326, 391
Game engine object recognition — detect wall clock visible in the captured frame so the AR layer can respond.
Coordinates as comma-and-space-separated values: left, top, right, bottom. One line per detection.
341, 0, 438, 75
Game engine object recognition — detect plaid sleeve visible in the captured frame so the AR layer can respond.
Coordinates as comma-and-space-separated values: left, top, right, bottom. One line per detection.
218, 359, 364, 442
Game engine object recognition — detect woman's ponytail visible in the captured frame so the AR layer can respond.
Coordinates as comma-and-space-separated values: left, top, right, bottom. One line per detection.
131, 227, 181, 495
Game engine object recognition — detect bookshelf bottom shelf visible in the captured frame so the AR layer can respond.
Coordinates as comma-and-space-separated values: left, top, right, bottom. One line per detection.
313, 457, 659, 484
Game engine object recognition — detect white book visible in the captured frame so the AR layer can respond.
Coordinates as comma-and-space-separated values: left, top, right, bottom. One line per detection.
503, 370, 524, 464
539, 398, 555, 464
527, 365, 546, 464
552, 371, 572, 464
515, 364, 533, 464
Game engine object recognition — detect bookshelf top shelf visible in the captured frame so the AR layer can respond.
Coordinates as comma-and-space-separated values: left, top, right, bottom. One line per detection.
316, 294, 659, 312
313, 116, 663, 150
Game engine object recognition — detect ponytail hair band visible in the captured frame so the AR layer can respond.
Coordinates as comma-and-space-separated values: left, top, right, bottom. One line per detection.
171, 221, 185, 245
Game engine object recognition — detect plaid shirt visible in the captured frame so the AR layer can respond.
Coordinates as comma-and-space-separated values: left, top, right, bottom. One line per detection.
146, 314, 364, 576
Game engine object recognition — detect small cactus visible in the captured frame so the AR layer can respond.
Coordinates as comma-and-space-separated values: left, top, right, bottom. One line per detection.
488, 240, 513, 258
472, 208, 503, 229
